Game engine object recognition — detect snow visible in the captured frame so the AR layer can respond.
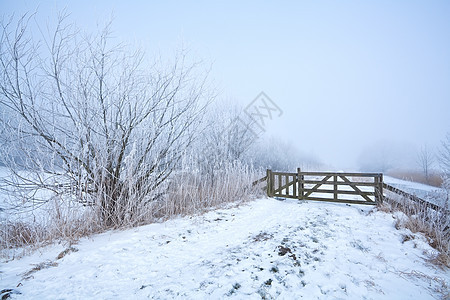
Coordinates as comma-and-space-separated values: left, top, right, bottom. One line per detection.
384, 175, 441, 194
384, 175, 448, 207
1, 198, 448, 299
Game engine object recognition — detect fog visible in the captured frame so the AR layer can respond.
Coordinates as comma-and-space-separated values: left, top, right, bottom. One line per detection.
2, 0, 450, 171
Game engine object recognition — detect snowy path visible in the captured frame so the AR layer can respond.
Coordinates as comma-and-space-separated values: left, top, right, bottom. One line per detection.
1, 198, 448, 299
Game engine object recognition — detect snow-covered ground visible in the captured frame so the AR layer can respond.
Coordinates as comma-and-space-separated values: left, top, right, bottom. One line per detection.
1, 198, 448, 299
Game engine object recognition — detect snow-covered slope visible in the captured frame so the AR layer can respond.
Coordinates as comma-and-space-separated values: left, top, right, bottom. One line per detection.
1, 198, 448, 299
384, 175, 448, 207
384, 176, 441, 193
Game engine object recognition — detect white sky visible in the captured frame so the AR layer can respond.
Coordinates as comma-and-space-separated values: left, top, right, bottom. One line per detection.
2, 0, 450, 170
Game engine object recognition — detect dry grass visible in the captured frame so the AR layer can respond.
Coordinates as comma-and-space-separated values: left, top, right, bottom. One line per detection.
379, 193, 450, 268
0, 222, 45, 249
387, 169, 443, 187
0, 212, 102, 260
21, 260, 58, 280
397, 270, 449, 299
56, 246, 78, 260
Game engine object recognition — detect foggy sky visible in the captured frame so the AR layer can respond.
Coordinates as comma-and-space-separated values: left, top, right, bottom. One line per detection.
2, 0, 450, 170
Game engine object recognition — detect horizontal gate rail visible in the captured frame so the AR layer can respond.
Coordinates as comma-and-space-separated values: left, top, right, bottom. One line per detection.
301, 189, 375, 196
299, 171, 381, 177
298, 197, 376, 206
300, 180, 377, 186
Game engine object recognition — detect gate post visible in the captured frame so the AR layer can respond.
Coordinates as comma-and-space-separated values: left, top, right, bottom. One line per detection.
297, 168, 304, 200
374, 175, 379, 203
379, 174, 384, 203
266, 169, 272, 197
293, 173, 297, 198
374, 174, 383, 204
333, 175, 338, 201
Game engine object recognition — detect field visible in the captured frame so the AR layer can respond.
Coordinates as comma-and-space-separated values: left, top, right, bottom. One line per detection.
1, 195, 448, 299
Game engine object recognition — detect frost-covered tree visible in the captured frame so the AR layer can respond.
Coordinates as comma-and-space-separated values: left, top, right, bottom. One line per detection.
246, 136, 320, 172
438, 133, 450, 192
0, 13, 209, 227
438, 134, 450, 175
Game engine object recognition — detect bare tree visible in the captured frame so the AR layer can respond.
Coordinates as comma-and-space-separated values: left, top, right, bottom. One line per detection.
0, 13, 209, 227
192, 101, 259, 184
417, 145, 434, 184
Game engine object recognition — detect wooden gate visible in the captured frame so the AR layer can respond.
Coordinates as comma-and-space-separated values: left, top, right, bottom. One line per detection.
266, 169, 383, 205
